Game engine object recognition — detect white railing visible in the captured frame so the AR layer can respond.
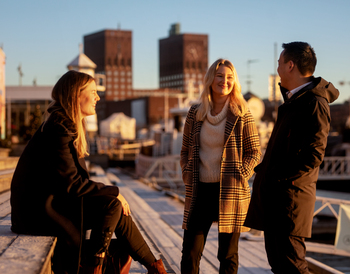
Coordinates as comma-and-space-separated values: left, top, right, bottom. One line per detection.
136, 154, 184, 193
318, 156, 350, 180
314, 196, 350, 219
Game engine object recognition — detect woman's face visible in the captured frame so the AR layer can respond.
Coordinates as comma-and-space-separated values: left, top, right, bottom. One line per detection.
79, 80, 100, 118
211, 65, 234, 100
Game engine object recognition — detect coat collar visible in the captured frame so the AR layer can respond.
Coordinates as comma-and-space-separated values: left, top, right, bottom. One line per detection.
224, 109, 239, 145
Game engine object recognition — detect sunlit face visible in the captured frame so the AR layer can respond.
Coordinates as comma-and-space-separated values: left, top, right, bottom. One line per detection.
79, 80, 100, 118
211, 65, 234, 100
277, 50, 289, 88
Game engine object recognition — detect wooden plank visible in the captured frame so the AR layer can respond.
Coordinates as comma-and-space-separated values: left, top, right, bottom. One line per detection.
106, 171, 122, 185
0, 191, 10, 206
0, 234, 56, 274
306, 241, 350, 257
119, 186, 217, 274
0, 173, 13, 194
306, 256, 344, 274
0, 215, 17, 256
0, 200, 11, 219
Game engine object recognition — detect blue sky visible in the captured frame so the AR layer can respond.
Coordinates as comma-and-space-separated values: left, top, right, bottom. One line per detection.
1, 0, 349, 103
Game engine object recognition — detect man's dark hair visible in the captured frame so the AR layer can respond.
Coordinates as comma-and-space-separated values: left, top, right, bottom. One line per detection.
282, 42, 317, 76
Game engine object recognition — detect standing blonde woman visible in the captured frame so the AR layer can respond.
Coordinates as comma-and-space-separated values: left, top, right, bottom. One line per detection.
180, 59, 261, 274
10, 70, 167, 274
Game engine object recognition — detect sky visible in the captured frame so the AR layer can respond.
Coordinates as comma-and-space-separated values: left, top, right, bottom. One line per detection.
1, 0, 349, 103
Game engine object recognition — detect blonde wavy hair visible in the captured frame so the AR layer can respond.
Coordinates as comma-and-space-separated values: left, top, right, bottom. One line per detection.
196, 58, 248, 121
44, 70, 94, 158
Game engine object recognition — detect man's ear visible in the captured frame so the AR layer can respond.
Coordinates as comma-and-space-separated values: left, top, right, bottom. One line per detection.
288, 60, 295, 72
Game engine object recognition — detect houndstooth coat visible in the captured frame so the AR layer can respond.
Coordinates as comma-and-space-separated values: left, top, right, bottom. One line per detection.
180, 104, 261, 233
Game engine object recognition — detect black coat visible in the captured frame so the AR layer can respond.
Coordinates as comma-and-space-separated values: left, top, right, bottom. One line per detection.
10, 111, 119, 240
244, 77, 339, 237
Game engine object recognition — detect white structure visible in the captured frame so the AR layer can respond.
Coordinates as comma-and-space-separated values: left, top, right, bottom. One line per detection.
100, 112, 136, 140
67, 46, 106, 133
268, 74, 281, 102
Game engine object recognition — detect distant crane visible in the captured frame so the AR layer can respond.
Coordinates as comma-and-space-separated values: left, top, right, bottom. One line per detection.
246, 59, 258, 92
17, 63, 23, 86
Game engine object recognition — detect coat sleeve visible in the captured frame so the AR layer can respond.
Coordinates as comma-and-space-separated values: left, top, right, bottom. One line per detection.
241, 111, 261, 180
47, 124, 119, 198
278, 98, 330, 185
180, 105, 196, 173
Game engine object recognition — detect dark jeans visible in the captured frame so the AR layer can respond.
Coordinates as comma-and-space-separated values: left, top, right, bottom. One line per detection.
264, 230, 309, 274
181, 182, 240, 274
82, 194, 155, 266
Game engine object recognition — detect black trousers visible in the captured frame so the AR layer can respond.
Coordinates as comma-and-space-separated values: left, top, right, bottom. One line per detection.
264, 230, 309, 274
82, 194, 155, 266
181, 183, 240, 274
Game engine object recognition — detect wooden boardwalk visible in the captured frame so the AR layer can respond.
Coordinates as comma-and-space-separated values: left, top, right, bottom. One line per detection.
108, 168, 273, 274
1, 162, 347, 273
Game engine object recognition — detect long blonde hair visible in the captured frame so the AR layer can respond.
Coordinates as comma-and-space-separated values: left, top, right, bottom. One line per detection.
44, 70, 94, 158
196, 58, 248, 121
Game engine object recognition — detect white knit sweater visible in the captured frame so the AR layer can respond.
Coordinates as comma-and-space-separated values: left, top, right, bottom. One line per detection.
199, 100, 229, 182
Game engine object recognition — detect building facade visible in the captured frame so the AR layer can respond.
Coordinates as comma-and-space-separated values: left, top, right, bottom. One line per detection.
84, 29, 132, 101
159, 24, 208, 95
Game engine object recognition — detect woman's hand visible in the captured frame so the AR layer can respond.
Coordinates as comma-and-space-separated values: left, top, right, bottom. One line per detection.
117, 193, 131, 216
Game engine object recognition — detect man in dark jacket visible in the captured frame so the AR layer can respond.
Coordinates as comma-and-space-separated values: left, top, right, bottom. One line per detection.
244, 42, 339, 274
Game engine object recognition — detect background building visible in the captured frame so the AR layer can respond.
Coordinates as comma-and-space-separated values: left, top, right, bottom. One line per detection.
84, 29, 132, 101
268, 74, 281, 102
159, 23, 208, 95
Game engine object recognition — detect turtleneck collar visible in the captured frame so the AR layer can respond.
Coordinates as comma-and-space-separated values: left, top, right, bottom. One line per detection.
207, 99, 229, 125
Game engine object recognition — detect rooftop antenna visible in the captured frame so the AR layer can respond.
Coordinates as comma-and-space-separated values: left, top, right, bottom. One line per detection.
117, 22, 121, 30
79, 43, 83, 54
17, 63, 24, 86
246, 59, 258, 92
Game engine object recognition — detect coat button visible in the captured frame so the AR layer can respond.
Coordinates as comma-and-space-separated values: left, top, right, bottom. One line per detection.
222, 157, 226, 161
